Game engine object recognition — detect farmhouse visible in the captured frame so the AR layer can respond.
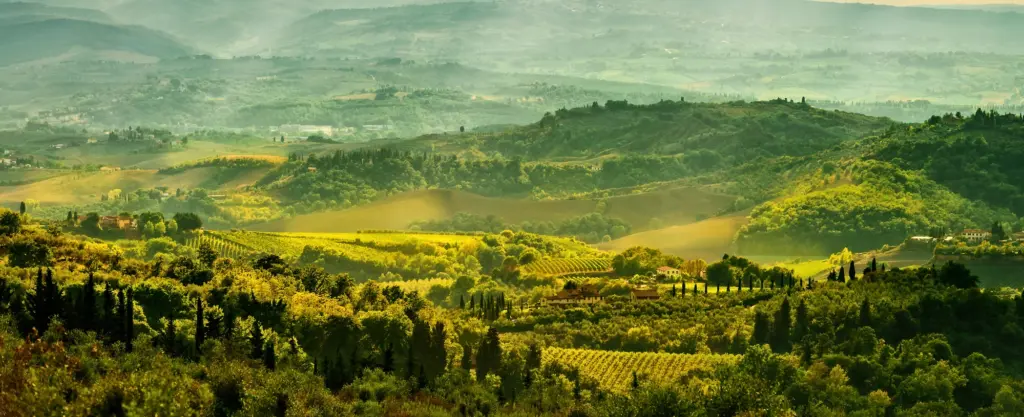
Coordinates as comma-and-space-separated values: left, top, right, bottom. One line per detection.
961, 229, 991, 242
630, 287, 660, 301
656, 266, 681, 279
1013, 232, 1024, 242
542, 284, 602, 306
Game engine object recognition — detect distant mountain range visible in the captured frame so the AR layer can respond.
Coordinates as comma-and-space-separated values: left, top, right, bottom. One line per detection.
0, 2, 192, 66
6, 0, 1024, 62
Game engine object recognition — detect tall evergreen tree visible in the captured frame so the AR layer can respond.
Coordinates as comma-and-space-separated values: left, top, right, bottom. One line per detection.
44, 269, 61, 323
101, 284, 115, 338
751, 311, 771, 346
525, 343, 542, 371
430, 322, 448, 379
19, 201, 25, 215
224, 309, 236, 340
870, 257, 878, 273
195, 298, 205, 353
849, 261, 856, 281
80, 273, 97, 332
263, 342, 277, 370
125, 289, 134, 352
29, 268, 48, 334
794, 299, 809, 343
164, 317, 177, 356
382, 344, 394, 373
771, 298, 792, 353
116, 289, 126, 341
838, 266, 846, 283
859, 299, 872, 327
461, 345, 473, 371
251, 322, 265, 360
671, 284, 677, 297
476, 327, 502, 381
459, 294, 465, 309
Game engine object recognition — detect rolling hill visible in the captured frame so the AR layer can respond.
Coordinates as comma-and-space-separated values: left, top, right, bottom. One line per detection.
251, 187, 737, 234
0, 16, 192, 66
407, 99, 892, 160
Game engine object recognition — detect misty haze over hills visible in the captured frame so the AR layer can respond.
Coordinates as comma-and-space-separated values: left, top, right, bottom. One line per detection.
1, 0, 1023, 129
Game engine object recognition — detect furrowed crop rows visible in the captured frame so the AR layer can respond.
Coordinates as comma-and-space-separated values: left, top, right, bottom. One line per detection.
185, 234, 252, 259
524, 258, 612, 276
542, 348, 740, 393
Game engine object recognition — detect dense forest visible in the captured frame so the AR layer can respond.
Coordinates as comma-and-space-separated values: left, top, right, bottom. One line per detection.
4, 210, 1024, 416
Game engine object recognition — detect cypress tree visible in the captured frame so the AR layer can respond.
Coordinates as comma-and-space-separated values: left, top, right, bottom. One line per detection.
44, 269, 61, 330
838, 266, 846, 283
631, 371, 640, 390
224, 309, 236, 340
206, 311, 221, 339
859, 299, 872, 327
771, 298, 792, 353
671, 284, 677, 297
849, 261, 856, 281
751, 311, 771, 345
101, 284, 115, 338
748, 278, 753, 291
525, 343, 542, 371
417, 364, 427, 390
431, 322, 448, 378
30, 268, 48, 335
794, 299, 809, 343
870, 257, 878, 273
125, 289, 134, 352
383, 344, 394, 373
19, 201, 25, 215
263, 342, 277, 370
459, 294, 465, 309
251, 322, 265, 360
461, 345, 472, 371
407, 344, 416, 378
681, 283, 686, 296
274, 394, 288, 417
164, 317, 177, 356
81, 273, 96, 332
704, 283, 708, 294
195, 298, 205, 353
116, 289, 126, 342
469, 294, 475, 310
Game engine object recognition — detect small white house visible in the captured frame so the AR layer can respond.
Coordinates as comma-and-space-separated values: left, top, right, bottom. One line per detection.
656, 266, 682, 279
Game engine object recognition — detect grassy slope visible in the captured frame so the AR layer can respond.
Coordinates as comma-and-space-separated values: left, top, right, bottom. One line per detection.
251, 187, 736, 234
596, 211, 750, 261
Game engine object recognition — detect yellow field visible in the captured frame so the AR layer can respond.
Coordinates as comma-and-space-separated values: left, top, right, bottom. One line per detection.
774, 259, 833, 279
598, 211, 750, 261
276, 231, 478, 245
543, 348, 740, 393
0, 166, 270, 205
253, 187, 736, 234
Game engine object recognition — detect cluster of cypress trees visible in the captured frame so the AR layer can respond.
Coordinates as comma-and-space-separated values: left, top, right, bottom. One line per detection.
0, 270, 135, 351
463, 292, 512, 321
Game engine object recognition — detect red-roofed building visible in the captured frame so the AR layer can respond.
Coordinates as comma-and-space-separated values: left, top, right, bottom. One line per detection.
630, 288, 660, 301
542, 284, 602, 306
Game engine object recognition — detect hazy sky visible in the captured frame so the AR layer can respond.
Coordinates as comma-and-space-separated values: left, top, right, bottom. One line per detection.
821, 0, 1024, 5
